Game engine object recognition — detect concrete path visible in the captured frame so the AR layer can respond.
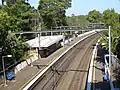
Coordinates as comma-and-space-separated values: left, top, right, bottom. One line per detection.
93, 60, 110, 90
93, 45, 110, 90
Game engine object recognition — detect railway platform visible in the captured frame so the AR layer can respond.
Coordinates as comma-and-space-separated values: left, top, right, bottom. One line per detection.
93, 59, 110, 90
0, 35, 80, 90
0, 30, 101, 90
92, 45, 111, 90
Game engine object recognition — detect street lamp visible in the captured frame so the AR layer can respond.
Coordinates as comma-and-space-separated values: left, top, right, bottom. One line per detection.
2, 55, 12, 87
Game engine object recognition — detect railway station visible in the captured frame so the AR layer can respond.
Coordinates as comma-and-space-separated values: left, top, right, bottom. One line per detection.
26, 35, 63, 57
0, 0, 120, 90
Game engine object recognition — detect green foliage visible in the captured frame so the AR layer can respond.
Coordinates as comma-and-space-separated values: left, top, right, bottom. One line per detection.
2, 0, 36, 31
103, 9, 119, 27
2, 0, 39, 39
100, 30, 120, 53
99, 9, 120, 53
0, 11, 28, 71
0, 0, 72, 71
87, 10, 102, 23
66, 15, 88, 26
0, 0, 36, 71
38, 0, 71, 29
0, 11, 17, 41
3, 34, 28, 63
4, 0, 17, 5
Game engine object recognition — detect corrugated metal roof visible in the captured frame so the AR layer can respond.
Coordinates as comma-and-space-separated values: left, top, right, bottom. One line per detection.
26, 35, 63, 48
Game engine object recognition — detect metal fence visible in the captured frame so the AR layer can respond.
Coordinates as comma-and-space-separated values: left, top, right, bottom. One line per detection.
104, 53, 120, 89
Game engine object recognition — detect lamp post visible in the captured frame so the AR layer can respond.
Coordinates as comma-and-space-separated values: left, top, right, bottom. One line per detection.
2, 55, 12, 87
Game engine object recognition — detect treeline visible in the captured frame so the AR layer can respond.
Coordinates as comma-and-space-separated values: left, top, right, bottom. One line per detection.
87, 9, 120, 58
66, 9, 120, 59
38, 0, 71, 29
0, 0, 33, 72
66, 14, 88, 26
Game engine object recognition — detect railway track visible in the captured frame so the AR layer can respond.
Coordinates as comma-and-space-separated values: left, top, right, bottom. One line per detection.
55, 34, 99, 90
29, 33, 100, 90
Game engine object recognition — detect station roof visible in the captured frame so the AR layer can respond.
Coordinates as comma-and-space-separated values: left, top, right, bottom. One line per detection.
26, 35, 63, 48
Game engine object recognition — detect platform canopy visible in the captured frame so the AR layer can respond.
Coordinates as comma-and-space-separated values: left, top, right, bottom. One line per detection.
26, 35, 63, 48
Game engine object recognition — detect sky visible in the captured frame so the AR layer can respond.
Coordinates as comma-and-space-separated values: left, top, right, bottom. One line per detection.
65, 0, 120, 16
10, 0, 120, 16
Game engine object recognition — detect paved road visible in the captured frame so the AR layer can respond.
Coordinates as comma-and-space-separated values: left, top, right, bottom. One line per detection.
33, 34, 100, 90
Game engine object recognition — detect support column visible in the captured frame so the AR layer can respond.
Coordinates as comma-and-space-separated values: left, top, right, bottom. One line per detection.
38, 33, 41, 59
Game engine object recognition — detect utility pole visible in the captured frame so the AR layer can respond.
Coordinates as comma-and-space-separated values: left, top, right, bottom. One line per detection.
37, 10, 42, 59
109, 26, 111, 69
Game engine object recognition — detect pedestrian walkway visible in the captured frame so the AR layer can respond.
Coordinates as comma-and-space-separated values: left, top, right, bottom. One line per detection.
92, 44, 110, 90
93, 60, 110, 90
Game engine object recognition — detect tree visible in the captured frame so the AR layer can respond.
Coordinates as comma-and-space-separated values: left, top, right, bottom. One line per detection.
1, 0, 39, 39
103, 9, 119, 27
1, 0, 29, 5
38, 0, 72, 29
66, 15, 88, 26
0, 0, 37, 71
101, 9, 120, 52
0, 11, 28, 71
5, 0, 17, 5
87, 9, 102, 23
